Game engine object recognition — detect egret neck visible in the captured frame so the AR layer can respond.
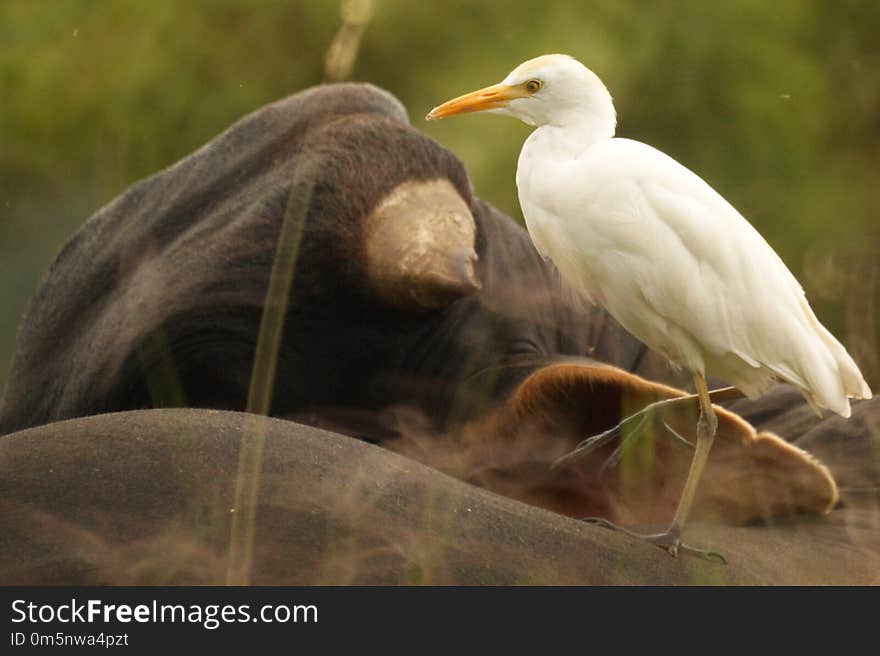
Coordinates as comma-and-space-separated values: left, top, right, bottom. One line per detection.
517, 113, 615, 198
516, 108, 616, 257
515, 76, 617, 210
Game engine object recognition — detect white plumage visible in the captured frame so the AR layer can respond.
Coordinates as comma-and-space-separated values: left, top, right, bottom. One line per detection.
427, 53, 872, 558
429, 54, 871, 417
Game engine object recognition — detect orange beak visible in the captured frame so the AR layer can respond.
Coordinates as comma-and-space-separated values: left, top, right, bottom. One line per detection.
426, 83, 525, 121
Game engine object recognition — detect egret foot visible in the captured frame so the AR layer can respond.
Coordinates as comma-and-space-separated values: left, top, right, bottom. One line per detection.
550, 385, 740, 471
582, 517, 726, 564
551, 400, 694, 471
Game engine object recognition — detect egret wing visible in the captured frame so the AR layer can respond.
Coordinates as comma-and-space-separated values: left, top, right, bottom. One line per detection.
552, 138, 866, 413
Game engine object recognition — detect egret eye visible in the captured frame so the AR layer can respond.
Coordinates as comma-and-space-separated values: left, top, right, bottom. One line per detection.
525, 79, 542, 93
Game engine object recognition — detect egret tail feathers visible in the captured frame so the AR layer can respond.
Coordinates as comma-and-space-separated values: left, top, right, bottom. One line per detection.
771, 298, 872, 418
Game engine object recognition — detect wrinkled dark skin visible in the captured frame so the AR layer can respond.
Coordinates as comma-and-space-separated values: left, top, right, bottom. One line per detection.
0, 83, 655, 439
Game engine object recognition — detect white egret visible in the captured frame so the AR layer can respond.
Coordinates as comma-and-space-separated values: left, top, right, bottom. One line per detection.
426, 54, 871, 559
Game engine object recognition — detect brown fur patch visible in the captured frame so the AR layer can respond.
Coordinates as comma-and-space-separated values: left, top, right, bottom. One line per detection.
391, 363, 839, 526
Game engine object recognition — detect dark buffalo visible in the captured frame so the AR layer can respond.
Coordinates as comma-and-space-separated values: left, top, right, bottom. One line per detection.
0, 408, 876, 584
0, 84, 876, 583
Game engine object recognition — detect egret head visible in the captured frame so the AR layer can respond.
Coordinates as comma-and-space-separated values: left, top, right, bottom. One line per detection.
426, 54, 616, 133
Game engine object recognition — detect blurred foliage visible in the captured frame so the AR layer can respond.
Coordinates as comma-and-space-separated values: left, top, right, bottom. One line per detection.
1, 0, 878, 394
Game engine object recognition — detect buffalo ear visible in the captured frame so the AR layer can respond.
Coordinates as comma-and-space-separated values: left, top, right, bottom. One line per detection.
363, 179, 481, 310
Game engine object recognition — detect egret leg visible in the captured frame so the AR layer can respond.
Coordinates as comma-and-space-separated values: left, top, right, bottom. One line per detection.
581, 372, 725, 564
668, 372, 717, 532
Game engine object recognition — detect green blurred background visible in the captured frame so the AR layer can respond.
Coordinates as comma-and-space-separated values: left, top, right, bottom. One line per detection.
2, 0, 878, 396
